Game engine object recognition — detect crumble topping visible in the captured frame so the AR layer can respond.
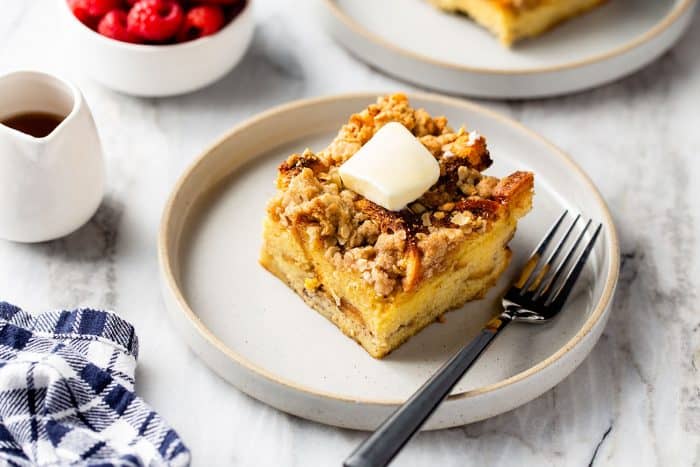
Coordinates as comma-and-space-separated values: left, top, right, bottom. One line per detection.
267, 94, 527, 297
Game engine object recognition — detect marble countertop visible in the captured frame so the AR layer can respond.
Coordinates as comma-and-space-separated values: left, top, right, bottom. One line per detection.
2, 1, 700, 465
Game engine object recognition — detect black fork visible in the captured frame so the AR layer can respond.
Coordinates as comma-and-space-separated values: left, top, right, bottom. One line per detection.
344, 211, 603, 467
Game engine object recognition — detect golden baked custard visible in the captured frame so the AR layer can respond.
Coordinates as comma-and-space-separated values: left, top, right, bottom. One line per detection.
260, 94, 534, 358
431, 0, 606, 45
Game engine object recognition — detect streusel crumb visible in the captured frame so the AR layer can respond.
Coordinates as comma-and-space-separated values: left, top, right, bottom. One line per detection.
267, 93, 524, 297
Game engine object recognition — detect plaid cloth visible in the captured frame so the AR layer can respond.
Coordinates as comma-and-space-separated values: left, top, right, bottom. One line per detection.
0, 302, 190, 466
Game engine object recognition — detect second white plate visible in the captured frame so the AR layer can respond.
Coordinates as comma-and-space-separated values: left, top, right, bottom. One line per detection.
319, 0, 695, 98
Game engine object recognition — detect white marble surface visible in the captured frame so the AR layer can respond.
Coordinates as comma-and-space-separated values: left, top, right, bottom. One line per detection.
2, 1, 700, 465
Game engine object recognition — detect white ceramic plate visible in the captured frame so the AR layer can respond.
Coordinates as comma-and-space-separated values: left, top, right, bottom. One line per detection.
158, 93, 620, 430
318, 0, 695, 98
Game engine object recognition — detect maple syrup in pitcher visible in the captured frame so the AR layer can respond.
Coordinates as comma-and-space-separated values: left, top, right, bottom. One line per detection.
1, 111, 64, 138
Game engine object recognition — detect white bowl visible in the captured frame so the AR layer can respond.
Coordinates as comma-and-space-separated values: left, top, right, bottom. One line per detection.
59, 0, 254, 97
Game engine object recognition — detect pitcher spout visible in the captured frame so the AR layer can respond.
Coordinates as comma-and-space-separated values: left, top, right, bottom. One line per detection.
0, 70, 83, 163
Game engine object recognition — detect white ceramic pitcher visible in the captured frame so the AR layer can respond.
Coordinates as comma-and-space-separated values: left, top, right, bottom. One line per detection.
0, 71, 105, 243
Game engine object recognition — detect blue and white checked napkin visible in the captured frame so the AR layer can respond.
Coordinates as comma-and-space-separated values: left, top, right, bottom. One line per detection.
0, 302, 190, 466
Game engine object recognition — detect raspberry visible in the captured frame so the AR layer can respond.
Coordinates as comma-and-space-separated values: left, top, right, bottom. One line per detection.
127, 0, 184, 42
68, 0, 122, 26
86, 0, 122, 17
68, 0, 93, 26
176, 5, 225, 42
98, 10, 140, 43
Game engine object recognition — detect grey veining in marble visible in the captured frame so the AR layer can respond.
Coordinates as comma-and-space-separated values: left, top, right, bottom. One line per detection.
1, 1, 699, 465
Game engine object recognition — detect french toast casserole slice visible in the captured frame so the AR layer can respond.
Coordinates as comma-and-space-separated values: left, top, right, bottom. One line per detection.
260, 94, 534, 358
430, 0, 607, 46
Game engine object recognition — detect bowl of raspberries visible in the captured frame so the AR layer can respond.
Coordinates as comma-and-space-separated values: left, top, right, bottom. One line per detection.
62, 0, 253, 96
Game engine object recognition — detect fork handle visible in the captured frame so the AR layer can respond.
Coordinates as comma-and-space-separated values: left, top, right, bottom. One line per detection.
343, 314, 512, 467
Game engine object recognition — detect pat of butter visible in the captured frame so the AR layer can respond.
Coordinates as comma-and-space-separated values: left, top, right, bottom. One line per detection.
338, 122, 440, 211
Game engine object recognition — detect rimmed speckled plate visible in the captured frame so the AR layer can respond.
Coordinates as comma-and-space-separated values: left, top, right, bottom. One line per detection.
318, 0, 695, 98
158, 93, 619, 430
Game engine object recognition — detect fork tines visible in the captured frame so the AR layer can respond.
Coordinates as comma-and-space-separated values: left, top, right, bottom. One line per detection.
517, 210, 602, 307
